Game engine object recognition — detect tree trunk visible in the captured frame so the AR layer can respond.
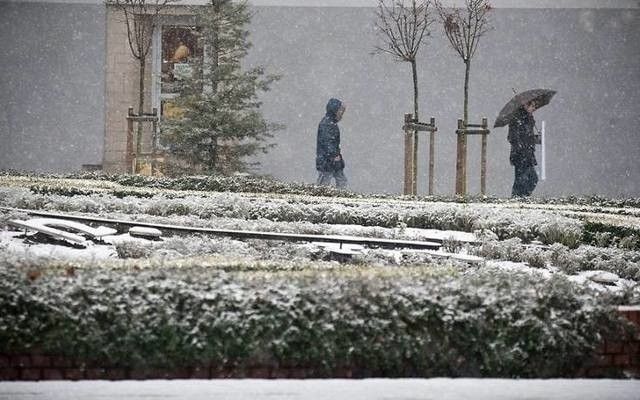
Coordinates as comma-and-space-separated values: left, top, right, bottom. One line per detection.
210, 136, 218, 172
411, 59, 419, 195
463, 59, 470, 126
136, 59, 146, 155
460, 59, 471, 195
455, 59, 471, 195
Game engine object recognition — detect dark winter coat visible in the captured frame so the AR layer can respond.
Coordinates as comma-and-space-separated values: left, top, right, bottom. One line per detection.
316, 98, 345, 172
507, 107, 537, 167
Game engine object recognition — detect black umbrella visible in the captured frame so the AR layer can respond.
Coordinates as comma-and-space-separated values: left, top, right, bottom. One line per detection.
493, 89, 557, 128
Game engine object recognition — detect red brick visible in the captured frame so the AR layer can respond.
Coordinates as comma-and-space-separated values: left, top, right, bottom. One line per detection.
0, 355, 10, 367
151, 369, 185, 379
51, 356, 75, 368
629, 311, 640, 324
31, 355, 51, 368
584, 367, 606, 378
605, 341, 624, 354
169, 369, 190, 379
143, 369, 165, 379
231, 369, 248, 378
85, 368, 107, 380
129, 368, 150, 380
614, 354, 631, 366
64, 368, 86, 380
189, 366, 210, 379
212, 368, 234, 378
624, 341, 639, 355
21, 368, 42, 381
289, 368, 311, 379
42, 368, 65, 380
104, 369, 128, 380
333, 368, 353, 378
623, 366, 640, 378
0, 367, 20, 380
247, 367, 270, 379
13, 355, 31, 367
270, 368, 290, 379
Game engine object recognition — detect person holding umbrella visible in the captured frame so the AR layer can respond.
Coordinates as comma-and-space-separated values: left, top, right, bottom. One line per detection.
494, 89, 556, 197
507, 100, 539, 197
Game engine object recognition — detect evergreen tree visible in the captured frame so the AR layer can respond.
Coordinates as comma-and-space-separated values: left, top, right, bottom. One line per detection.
161, 0, 282, 175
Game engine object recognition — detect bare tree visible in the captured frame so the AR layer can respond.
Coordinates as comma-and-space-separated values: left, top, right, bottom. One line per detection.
374, 0, 434, 195
435, 0, 492, 125
435, 0, 491, 195
106, 0, 179, 153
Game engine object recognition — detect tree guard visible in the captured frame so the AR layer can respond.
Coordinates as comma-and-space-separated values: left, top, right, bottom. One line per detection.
455, 117, 490, 195
403, 113, 438, 195
126, 107, 162, 175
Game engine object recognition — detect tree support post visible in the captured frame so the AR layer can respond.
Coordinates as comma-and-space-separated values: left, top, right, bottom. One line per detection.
427, 116, 437, 195
126, 107, 160, 175
455, 119, 466, 195
403, 114, 438, 195
126, 107, 135, 173
455, 117, 490, 196
403, 113, 415, 195
479, 117, 488, 195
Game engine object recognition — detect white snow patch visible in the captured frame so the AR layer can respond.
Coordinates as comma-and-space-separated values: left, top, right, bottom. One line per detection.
0, 231, 117, 261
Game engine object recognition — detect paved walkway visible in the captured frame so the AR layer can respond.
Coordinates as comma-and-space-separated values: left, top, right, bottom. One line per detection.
1, 379, 639, 400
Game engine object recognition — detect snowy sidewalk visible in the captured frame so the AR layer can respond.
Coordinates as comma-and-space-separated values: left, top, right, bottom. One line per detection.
1, 379, 639, 400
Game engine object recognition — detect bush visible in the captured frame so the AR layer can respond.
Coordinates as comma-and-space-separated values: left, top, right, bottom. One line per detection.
0, 260, 628, 377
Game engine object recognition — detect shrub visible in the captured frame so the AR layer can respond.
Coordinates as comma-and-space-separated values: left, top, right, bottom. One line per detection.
0, 260, 628, 377
537, 219, 582, 249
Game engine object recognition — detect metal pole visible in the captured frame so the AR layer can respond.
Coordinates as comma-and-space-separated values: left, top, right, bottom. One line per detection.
428, 116, 435, 195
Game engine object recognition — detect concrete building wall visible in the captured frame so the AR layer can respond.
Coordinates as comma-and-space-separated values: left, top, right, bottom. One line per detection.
0, 1, 105, 172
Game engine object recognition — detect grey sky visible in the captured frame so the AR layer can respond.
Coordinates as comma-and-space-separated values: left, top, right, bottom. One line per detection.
1, 0, 639, 8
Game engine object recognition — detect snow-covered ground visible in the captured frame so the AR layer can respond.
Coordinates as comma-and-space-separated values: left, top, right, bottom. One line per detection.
2, 222, 637, 295
1, 379, 639, 400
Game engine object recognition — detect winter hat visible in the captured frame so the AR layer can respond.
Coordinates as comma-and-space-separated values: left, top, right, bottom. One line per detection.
326, 98, 343, 116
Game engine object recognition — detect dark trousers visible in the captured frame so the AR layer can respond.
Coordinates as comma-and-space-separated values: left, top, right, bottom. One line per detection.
512, 163, 538, 197
317, 169, 347, 188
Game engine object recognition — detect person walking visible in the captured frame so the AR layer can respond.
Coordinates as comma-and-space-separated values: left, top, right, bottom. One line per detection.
508, 100, 539, 197
316, 98, 347, 188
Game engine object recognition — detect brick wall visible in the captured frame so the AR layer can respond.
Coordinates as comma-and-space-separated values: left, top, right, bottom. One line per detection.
2, 306, 638, 380
582, 306, 640, 378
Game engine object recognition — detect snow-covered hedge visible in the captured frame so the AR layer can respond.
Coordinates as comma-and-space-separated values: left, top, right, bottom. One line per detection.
5, 170, 640, 209
477, 239, 640, 282
0, 260, 629, 377
0, 185, 587, 248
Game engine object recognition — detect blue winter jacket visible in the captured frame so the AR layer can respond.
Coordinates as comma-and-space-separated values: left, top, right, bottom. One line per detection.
316, 98, 345, 172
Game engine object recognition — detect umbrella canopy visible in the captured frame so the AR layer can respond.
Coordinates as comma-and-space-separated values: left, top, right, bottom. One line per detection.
494, 89, 557, 128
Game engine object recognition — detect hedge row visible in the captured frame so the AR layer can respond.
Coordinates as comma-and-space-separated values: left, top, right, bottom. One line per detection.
0, 259, 630, 378
0, 185, 586, 248
4, 171, 640, 209
477, 239, 640, 283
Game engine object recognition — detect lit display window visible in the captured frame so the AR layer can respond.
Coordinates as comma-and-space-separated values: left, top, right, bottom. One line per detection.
161, 26, 202, 94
